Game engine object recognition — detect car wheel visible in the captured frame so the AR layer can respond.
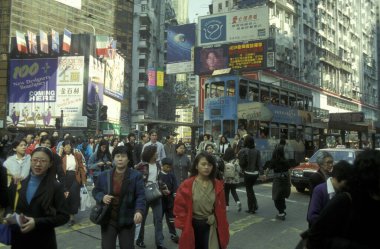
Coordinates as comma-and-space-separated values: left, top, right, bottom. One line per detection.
296, 186, 305, 193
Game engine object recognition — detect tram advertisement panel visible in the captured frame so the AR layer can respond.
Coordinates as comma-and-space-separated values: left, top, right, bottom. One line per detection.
238, 102, 302, 125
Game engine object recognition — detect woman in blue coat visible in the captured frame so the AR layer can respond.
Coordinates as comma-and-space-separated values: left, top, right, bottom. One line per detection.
92, 146, 146, 249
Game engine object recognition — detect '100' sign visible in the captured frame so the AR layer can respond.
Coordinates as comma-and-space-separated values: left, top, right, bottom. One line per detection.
13, 63, 39, 79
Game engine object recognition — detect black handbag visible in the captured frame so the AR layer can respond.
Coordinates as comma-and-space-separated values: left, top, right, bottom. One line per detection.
144, 181, 162, 203
90, 171, 111, 225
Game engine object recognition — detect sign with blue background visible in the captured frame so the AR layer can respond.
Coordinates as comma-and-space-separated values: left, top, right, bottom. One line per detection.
9, 58, 57, 103
200, 16, 227, 44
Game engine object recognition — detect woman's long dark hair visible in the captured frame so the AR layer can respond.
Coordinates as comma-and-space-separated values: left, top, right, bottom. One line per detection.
141, 145, 157, 163
190, 152, 217, 180
95, 139, 111, 162
31, 146, 57, 215
61, 139, 74, 156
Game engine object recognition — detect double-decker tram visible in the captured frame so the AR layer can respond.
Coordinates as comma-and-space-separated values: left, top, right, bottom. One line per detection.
203, 73, 314, 164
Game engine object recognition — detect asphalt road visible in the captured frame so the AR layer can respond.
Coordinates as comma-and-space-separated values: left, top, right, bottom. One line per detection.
0, 182, 310, 249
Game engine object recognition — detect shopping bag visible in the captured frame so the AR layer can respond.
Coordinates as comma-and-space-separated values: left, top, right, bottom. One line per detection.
80, 185, 91, 211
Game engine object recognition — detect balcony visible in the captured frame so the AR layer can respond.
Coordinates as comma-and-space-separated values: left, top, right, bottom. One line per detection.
138, 40, 150, 49
140, 13, 151, 25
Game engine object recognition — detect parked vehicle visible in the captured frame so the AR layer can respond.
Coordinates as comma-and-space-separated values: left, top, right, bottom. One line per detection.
290, 148, 363, 192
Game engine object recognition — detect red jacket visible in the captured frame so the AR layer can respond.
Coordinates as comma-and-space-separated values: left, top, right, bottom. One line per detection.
174, 176, 229, 249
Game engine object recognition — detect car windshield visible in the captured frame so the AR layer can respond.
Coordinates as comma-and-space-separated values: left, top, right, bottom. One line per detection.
309, 150, 359, 164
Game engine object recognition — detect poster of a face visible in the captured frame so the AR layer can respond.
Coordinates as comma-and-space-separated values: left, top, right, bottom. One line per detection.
194, 46, 229, 75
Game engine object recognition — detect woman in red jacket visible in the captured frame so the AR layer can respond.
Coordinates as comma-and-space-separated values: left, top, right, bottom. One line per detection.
174, 152, 229, 249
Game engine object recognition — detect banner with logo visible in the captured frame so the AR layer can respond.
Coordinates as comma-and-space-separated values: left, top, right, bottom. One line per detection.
51, 29, 60, 53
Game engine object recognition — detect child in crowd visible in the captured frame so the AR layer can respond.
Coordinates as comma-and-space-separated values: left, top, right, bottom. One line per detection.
159, 157, 179, 243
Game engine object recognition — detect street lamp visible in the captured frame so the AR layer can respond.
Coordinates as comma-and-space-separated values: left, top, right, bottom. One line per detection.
82, 22, 96, 35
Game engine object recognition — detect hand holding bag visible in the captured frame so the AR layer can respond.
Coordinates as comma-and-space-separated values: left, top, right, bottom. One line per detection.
144, 181, 162, 203
0, 182, 21, 245
90, 171, 111, 225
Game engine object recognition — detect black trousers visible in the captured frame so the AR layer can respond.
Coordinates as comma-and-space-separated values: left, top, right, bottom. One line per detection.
101, 220, 135, 249
64, 171, 81, 214
192, 219, 210, 249
274, 198, 286, 214
162, 197, 177, 236
224, 183, 240, 206
243, 173, 259, 211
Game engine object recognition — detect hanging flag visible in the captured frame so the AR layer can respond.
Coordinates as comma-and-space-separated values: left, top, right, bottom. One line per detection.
108, 37, 117, 59
40, 30, 49, 53
96, 35, 109, 57
148, 68, 157, 91
51, 29, 60, 53
27, 30, 37, 54
62, 28, 72, 53
16, 31, 28, 54
157, 69, 164, 90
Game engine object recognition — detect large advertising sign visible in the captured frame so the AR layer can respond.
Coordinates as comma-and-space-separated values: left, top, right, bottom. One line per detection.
198, 6, 269, 46
194, 46, 229, 75
104, 53, 124, 100
54, 0, 81, 9
103, 95, 121, 123
9, 58, 57, 103
194, 39, 274, 75
88, 55, 105, 105
56, 56, 87, 127
7, 57, 87, 128
166, 23, 196, 74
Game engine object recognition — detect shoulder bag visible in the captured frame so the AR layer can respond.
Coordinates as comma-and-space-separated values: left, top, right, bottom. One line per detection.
145, 164, 162, 203
90, 171, 111, 225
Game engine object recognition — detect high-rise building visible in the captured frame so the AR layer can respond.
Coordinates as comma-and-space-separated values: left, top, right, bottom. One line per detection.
172, 0, 189, 24
0, 0, 133, 132
207, 0, 379, 132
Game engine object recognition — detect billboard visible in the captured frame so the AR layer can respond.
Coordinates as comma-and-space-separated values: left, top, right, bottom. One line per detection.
198, 6, 269, 46
56, 56, 87, 127
166, 23, 196, 74
104, 53, 124, 100
7, 57, 87, 128
9, 58, 58, 103
103, 95, 121, 123
194, 46, 229, 75
88, 55, 105, 105
194, 39, 275, 75
54, 0, 81, 9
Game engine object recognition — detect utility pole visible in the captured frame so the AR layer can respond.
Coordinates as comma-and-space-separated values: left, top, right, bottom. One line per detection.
60, 109, 63, 135
95, 95, 100, 133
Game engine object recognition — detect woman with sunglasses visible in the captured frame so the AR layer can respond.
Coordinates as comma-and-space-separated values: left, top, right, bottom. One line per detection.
6, 146, 69, 249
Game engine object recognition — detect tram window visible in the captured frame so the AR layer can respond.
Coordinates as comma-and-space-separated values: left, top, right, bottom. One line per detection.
270, 124, 279, 139
247, 120, 259, 137
280, 124, 288, 139
212, 120, 221, 141
288, 125, 296, 139
204, 120, 212, 135
248, 82, 259, 101
210, 81, 224, 98
239, 79, 248, 99
227, 80, 235, 96
280, 91, 288, 106
259, 125, 269, 138
205, 84, 210, 99
289, 93, 296, 107
223, 120, 235, 138
271, 88, 280, 105
261, 86, 270, 103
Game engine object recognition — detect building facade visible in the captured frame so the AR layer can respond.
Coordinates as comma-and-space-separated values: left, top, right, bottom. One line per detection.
0, 0, 133, 133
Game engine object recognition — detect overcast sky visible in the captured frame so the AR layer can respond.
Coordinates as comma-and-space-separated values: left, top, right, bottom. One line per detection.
188, 0, 212, 23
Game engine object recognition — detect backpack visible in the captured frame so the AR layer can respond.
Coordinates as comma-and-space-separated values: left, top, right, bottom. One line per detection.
224, 161, 235, 178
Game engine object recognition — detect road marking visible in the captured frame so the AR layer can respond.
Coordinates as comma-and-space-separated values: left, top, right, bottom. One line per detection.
229, 215, 265, 236
237, 188, 300, 203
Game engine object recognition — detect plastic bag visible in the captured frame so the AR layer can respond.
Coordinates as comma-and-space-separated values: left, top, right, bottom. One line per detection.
80, 185, 92, 211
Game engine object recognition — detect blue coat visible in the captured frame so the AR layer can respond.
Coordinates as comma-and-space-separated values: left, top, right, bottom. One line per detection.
307, 182, 329, 226
92, 168, 146, 227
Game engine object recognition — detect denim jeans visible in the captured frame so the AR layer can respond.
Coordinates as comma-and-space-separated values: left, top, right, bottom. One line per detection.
136, 197, 164, 247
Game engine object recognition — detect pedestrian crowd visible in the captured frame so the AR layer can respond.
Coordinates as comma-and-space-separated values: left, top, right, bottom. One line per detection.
0, 129, 379, 249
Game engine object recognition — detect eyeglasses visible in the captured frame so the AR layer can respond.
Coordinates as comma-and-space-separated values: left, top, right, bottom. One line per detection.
31, 158, 49, 164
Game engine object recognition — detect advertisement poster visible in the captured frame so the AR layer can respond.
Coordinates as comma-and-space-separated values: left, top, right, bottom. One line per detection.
198, 6, 269, 46
194, 46, 229, 75
103, 95, 121, 123
9, 58, 58, 103
104, 53, 124, 100
88, 55, 105, 105
166, 23, 196, 74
